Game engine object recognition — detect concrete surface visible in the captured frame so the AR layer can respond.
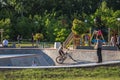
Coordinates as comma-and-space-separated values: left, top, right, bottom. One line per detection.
0, 48, 120, 68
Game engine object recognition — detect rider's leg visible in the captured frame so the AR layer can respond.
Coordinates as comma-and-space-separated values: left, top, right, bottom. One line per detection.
59, 51, 66, 58
61, 50, 65, 55
59, 52, 63, 56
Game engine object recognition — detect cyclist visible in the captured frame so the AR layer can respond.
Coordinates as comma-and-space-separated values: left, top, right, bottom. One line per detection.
58, 44, 66, 57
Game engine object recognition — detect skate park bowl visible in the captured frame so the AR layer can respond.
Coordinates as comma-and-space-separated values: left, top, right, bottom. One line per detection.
0, 46, 120, 68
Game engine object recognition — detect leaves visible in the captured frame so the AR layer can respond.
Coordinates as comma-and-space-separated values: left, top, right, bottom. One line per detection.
72, 19, 86, 35
34, 33, 44, 41
0, 66, 120, 80
0, 0, 120, 41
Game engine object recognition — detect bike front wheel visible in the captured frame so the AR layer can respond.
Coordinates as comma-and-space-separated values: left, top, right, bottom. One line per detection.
56, 56, 64, 64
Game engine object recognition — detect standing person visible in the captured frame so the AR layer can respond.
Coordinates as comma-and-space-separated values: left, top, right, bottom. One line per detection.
2, 39, 9, 47
116, 34, 120, 49
32, 60, 37, 66
110, 35, 115, 46
58, 43, 65, 57
17, 35, 21, 47
94, 36, 103, 63
31, 33, 34, 47
17, 35, 20, 44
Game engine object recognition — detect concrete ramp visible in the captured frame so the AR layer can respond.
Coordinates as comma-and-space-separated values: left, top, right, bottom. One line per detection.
0, 48, 120, 67
0, 54, 36, 59
0, 52, 55, 66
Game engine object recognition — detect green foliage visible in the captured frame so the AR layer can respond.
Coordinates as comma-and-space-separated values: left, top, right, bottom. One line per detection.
34, 33, 44, 41
72, 19, 86, 35
0, 0, 120, 41
0, 18, 11, 39
15, 17, 33, 39
95, 1, 114, 27
90, 1, 120, 33
53, 15, 70, 42
54, 28, 68, 42
0, 66, 120, 80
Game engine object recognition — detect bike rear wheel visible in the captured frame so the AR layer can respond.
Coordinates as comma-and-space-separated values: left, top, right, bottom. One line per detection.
56, 56, 64, 64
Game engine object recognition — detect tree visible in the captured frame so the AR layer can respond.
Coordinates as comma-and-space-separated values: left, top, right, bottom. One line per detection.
90, 1, 120, 42
34, 33, 44, 47
0, 0, 120, 42
0, 18, 11, 39
15, 17, 33, 39
53, 15, 70, 42
72, 19, 86, 35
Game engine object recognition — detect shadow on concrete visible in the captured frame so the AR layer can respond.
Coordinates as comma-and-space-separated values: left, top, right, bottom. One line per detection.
61, 60, 93, 65
0, 49, 55, 66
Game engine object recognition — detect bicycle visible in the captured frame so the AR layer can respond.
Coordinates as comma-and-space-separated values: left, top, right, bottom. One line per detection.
56, 51, 76, 64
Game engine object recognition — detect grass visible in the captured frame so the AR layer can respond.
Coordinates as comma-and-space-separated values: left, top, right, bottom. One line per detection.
8, 42, 33, 47
8, 42, 54, 48
0, 66, 120, 80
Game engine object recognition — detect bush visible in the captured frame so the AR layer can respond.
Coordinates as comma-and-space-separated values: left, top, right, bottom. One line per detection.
72, 19, 86, 35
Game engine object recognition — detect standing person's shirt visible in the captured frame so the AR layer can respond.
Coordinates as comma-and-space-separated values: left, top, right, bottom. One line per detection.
117, 36, 120, 45
2, 39, 9, 46
17, 35, 20, 43
110, 36, 115, 46
96, 39, 102, 48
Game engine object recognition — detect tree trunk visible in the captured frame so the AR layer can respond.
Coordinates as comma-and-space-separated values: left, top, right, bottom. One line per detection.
73, 34, 80, 49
